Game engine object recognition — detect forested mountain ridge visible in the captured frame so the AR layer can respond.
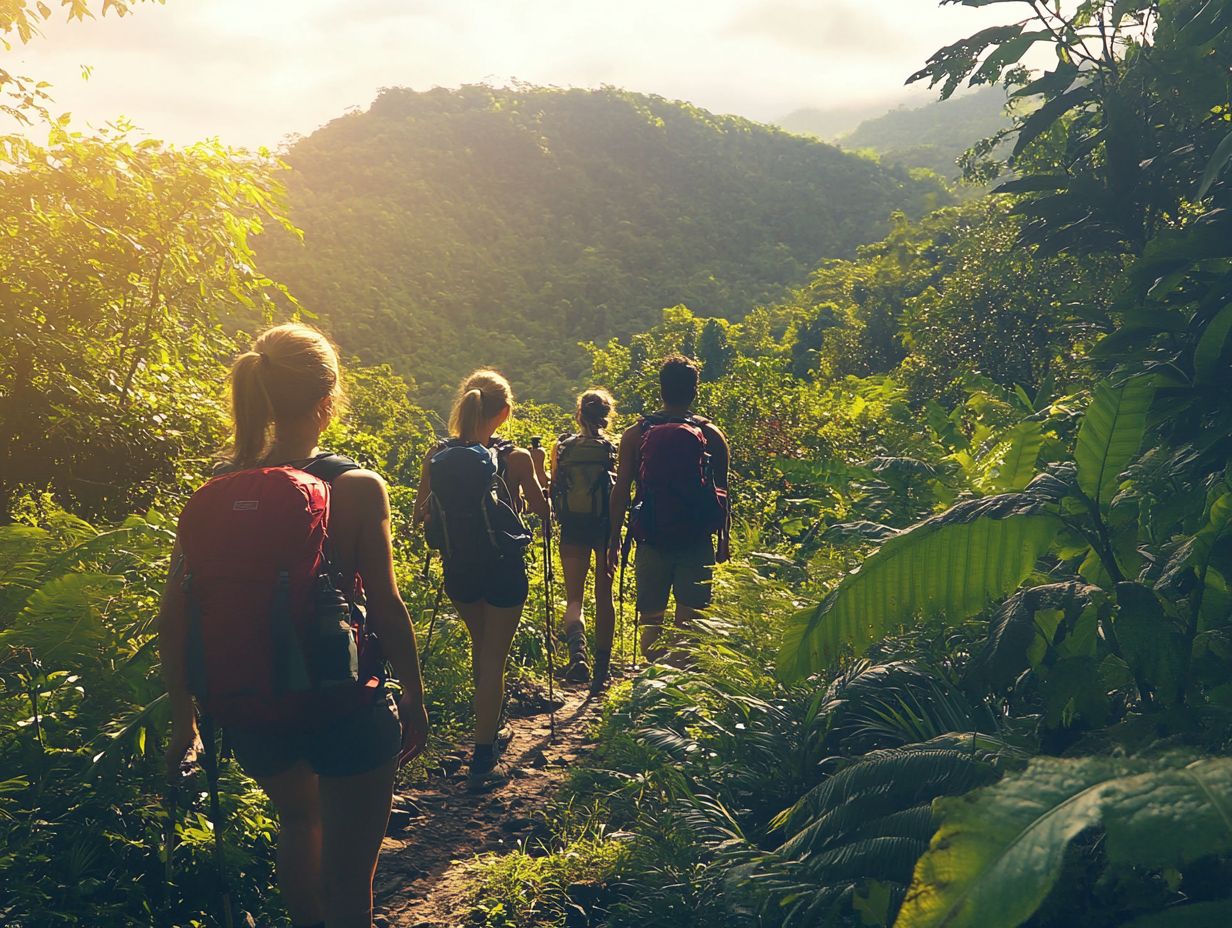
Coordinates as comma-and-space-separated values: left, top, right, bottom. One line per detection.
779, 89, 1011, 179
258, 84, 950, 405
838, 87, 1011, 178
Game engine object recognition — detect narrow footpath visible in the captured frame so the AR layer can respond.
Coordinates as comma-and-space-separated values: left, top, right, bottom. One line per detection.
375, 681, 608, 928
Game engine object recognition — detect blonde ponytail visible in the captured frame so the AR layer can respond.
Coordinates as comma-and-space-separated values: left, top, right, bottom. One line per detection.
449, 370, 513, 440
230, 351, 275, 467
225, 323, 344, 467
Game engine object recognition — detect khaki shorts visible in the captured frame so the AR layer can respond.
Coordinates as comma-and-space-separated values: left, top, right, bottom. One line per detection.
635, 537, 715, 613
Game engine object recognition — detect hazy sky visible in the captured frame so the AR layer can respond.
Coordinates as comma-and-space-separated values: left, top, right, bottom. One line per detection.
11, 0, 1008, 147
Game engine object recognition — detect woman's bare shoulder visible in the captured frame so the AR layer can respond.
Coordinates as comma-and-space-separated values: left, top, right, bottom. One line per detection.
505, 446, 534, 470
330, 468, 389, 506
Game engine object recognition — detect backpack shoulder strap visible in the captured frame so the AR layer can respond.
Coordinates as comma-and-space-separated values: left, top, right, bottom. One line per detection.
302, 453, 360, 484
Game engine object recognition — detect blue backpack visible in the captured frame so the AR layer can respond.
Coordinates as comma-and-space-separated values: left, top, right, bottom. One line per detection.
425, 439, 531, 562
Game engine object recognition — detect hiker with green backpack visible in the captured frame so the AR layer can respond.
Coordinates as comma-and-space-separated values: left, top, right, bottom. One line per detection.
549, 389, 619, 695
415, 369, 551, 791
608, 355, 731, 663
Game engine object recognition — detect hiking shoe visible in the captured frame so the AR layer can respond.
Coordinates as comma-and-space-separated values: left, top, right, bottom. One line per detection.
588, 649, 611, 697
563, 654, 591, 683
495, 725, 514, 755
466, 754, 511, 793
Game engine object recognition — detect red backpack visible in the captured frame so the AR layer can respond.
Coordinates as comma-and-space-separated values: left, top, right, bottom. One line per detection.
177, 454, 378, 728
631, 415, 729, 553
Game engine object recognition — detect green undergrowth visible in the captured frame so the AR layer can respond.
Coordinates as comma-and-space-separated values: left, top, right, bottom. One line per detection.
464, 562, 807, 927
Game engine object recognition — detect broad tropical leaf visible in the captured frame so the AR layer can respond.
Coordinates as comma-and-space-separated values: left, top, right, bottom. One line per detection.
1075, 377, 1155, 510
895, 756, 1232, 928
1159, 490, 1232, 594
1196, 128, 1232, 199
1114, 581, 1186, 707
778, 493, 1059, 680
981, 421, 1045, 494
1194, 303, 1232, 383
964, 582, 1102, 692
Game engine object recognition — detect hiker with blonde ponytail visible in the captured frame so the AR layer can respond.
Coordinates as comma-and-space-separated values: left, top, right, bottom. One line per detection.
159, 323, 429, 928
549, 389, 618, 694
415, 369, 550, 791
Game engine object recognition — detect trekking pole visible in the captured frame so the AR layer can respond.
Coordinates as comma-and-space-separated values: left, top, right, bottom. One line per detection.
618, 540, 627, 670
622, 523, 637, 672
420, 576, 446, 669
198, 715, 236, 928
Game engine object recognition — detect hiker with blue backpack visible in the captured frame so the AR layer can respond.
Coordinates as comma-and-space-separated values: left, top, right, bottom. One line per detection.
159, 323, 429, 928
608, 355, 731, 663
415, 369, 550, 791
550, 389, 619, 695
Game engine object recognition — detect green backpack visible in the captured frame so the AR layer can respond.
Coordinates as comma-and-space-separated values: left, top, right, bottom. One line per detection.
552, 434, 616, 534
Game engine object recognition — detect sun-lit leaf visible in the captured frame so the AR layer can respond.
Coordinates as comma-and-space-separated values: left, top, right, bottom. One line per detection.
779, 492, 1060, 679
1075, 377, 1155, 510
896, 756, 1232, 928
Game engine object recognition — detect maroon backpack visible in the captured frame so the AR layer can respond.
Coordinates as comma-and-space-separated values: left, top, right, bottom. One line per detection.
177, 454, 379, 728
631, 415, 729, 551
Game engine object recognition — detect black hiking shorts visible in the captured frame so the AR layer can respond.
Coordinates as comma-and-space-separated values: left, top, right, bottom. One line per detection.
444, 553, 529, 608
228, 691, 402, 779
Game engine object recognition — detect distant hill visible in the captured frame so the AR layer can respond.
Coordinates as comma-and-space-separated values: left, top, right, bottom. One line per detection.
838, 89, 1011, 178
259, 85, 950, 406
774, 102, 889, 140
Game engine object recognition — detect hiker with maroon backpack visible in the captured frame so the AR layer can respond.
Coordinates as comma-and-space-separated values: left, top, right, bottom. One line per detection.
550, 389, 619, 694
415, 369, 551, 791
608, 355, 731, 663
159, 323, 429, 928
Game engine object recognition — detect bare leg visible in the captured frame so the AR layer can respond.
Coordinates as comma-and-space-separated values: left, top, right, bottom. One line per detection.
667, 601, 704, 667
639, 610, 667, 662
256, 763, 323, 926
318, 759, 398, 928
559, 544, 590, 639
674, 601, 703, 631
454, 599, 487, 729
592, 547, 615, 655
474, 603, 522, 744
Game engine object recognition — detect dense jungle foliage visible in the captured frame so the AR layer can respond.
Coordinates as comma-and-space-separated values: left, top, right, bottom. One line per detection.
4, 0, 1232, 927
256, 85, 951, 408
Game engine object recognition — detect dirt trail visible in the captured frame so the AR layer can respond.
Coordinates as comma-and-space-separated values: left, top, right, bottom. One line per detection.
375, 681, 608, 928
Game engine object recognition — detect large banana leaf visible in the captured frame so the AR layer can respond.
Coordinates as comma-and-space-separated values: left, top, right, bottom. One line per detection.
778, 493, 1059, 680
1075, 377, 1155, 510
895, 755, 1232, 928
981, 421, 1045, 494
